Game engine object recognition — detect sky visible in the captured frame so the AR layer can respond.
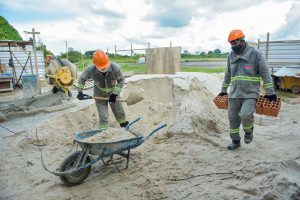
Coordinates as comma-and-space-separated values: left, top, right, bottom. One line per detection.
1, 0, 300, 56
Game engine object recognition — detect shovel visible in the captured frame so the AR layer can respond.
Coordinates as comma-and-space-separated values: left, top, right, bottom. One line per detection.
81, 92, 144, 106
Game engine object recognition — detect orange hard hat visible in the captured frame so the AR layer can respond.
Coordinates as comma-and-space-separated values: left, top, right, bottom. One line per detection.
228, 29, 245, 42
93, 50, 109, 70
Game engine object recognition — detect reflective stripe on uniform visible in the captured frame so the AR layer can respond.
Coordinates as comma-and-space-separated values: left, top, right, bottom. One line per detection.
230, 128, 239, 134
222, 83, 230, 88
94, 84, 115, 93
99, 124, 108, 130
113, 86, 122, 94
117, 118, 126, 124
264, 82, 273, 88
243, 124, 253, 131
78, 83, 85, 89
231, 76, 261, 82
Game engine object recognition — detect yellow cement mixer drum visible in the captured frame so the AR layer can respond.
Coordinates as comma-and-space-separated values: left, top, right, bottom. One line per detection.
45, 58, 77, 96
57, 67, 73, 86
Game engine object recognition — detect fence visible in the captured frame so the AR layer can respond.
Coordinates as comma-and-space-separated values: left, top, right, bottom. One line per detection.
257, 33, 300, 73
0, 41, 45, 85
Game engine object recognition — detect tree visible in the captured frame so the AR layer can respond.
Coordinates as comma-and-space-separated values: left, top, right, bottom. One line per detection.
214, 49, 221, 54
36, 43, 53, 58
0, 16, 22, 40
183, 50, 189, 55
208, 51, 213, 55
84, 50, 96, 59
200, 51, 206, 56
60, 49, 82, 63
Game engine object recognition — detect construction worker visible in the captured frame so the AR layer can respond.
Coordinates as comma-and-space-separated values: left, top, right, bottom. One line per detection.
77, 50, 129, 130
220, 29, 277, 150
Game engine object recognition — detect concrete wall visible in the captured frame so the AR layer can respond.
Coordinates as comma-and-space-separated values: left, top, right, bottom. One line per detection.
146, 47, 181, 74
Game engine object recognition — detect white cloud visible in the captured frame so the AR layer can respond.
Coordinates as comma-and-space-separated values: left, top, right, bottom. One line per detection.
6, 0, 298, 55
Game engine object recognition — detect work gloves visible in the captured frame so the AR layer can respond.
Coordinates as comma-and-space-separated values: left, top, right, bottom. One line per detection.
77, 91, 88, 100
264, 94, 277, 102
109, 93, 118, 103
120, 121, 129, 128
218, 92, 228, 96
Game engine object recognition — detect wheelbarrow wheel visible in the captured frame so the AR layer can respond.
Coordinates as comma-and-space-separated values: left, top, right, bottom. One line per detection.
58, 151, 91, 186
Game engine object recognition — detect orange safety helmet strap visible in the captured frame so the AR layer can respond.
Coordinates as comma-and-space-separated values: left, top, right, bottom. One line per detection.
93, 50, 110, 70
228, 29, 245, 42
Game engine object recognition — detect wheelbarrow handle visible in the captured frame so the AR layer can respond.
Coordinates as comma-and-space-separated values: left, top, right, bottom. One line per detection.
143, 123, 167, 141
126, 116, 141, 129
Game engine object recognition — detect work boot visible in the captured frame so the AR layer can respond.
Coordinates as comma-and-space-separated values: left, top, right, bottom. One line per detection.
244, 133, 253, 144
120, 121, 129, 128
227, 140, 241, 150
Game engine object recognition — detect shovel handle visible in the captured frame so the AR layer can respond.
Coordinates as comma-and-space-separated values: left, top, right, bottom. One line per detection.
92, 96, 126, 102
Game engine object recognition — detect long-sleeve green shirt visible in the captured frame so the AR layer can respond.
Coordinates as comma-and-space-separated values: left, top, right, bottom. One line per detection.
78, 62, 124, 97
221, 44, 275, 99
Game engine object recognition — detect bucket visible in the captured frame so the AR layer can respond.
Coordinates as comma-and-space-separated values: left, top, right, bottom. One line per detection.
21, 74, 38, 97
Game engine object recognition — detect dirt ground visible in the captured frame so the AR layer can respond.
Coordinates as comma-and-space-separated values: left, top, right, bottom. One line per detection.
0, 72, 299, 200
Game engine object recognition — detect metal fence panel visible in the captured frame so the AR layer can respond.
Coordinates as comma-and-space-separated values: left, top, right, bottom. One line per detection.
0, 45, 45, 80
258, 40, 300, 69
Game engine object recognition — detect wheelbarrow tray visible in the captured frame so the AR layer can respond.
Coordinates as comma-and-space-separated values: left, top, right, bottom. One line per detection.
74, 129, 144, 156
40, 117, 167, 186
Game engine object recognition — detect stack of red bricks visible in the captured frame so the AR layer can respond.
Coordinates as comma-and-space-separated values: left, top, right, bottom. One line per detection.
255, 95, 281, 117
213, 95, 281, 117
213, 95, 228, 110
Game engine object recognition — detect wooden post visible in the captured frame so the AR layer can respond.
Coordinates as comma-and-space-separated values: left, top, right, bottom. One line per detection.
64, 41, 68, 60
130, 43, 133, 61
29, 51, 33, 74
266, 32, 269, 63
25, 28, 41, 94
8, 43, 17, 81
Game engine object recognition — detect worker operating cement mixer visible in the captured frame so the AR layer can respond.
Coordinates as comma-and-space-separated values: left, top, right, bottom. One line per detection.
45, 55, 77, 96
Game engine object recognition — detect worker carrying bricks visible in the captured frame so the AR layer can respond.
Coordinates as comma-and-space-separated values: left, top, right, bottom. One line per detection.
77, 50, 129, 130
219, 29, 277, 150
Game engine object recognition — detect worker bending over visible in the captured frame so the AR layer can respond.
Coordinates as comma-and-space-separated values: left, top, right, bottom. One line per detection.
77, 50, 129, 130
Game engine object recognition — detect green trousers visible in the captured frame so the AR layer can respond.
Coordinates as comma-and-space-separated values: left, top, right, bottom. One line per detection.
228, 98, 256, 140
95, 99, 126, 130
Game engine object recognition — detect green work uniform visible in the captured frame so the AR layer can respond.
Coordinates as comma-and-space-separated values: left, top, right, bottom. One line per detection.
221, 44, 275, 140
77, 62, 126, 130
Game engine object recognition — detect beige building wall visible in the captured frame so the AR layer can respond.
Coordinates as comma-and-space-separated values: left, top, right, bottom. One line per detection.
146, 47, 181, 74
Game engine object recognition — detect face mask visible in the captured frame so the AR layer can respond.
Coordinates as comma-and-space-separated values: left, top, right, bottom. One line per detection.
99, 67, 108, 73
231, 44, 242, 54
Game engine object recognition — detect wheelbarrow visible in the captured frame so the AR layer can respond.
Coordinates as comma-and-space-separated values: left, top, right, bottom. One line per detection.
40, 117, 167, 186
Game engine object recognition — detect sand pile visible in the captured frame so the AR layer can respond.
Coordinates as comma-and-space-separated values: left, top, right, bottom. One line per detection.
121, 73, 227, 136
82, 128, 135, 143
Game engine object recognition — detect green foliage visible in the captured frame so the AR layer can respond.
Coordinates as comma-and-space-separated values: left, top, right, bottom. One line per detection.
84, 50, 96, 59
36, 43, 53, 59
181, 49, 228, 61
120, 64, 146, 73
59, 49, 83, 63
77, 59, 92, 71
0, 16, 23, 41
214, 49, 221, 54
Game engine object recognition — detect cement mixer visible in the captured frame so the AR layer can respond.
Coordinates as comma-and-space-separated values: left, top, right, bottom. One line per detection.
45, 57, 77, 97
